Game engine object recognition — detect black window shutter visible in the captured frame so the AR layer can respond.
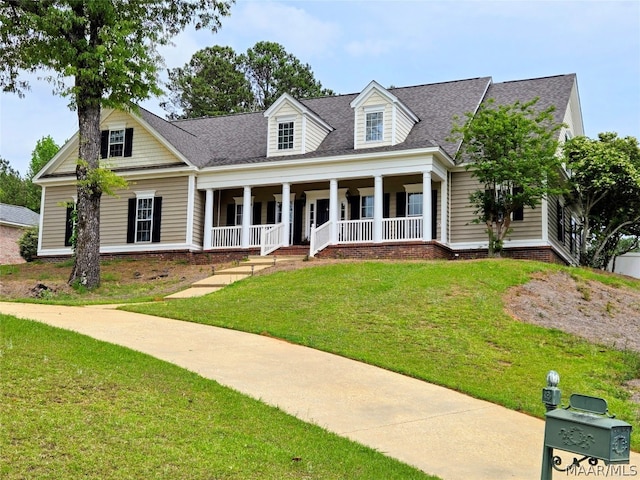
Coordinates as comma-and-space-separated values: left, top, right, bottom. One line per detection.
349, 195, 360, 220
127, 198, 136, 243
383, 193, 390, 218
513, 187, 524, 221
293, 199, 304, 244
124, 128, 134, 157
252, 201, 262, 225
64, 205, 74, 247
226, 203, 235, 226
266, 201, 276, 224
556, 200, 564, 243
100, 130, 109, 159
431, 190, 438, 240
151, 197, 162, 243
396, 192, 406, 217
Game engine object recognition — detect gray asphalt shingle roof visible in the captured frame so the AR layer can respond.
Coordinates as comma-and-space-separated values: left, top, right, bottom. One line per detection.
0, 203, 39, 227
138, 74, 576, 169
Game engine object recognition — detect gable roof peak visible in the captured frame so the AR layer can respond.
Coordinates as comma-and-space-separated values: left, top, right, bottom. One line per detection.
350, 80, 419, 123
263, 92, 333, 131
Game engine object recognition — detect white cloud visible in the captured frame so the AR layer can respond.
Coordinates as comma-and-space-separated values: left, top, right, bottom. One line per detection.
214, 1, 342, 60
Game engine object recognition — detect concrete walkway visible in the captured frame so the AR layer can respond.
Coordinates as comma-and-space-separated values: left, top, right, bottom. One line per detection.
165, 255, 304, 298
1, 302, 638, 479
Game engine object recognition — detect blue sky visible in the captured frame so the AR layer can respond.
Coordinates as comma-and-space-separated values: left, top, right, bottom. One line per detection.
1, 0, 638, 175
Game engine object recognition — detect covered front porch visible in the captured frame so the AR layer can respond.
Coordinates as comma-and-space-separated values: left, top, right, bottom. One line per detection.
200, 170, 449, 257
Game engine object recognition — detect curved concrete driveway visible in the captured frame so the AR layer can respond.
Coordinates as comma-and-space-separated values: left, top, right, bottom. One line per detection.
1, 302, 638, 479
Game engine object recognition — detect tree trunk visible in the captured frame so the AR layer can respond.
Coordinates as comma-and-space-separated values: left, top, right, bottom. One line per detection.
69, 103, 102, 289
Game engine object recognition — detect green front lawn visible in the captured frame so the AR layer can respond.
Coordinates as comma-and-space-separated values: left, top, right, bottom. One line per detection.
1, 316, 436, 479
124, 259, 640, 449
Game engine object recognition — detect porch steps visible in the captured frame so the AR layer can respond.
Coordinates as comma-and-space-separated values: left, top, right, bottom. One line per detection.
165, 255, 305, 299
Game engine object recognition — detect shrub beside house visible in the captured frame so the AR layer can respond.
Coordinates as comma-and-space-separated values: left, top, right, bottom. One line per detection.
0, 203, 39, 264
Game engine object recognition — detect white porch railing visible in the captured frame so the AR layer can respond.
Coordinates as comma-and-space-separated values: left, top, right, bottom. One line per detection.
337, 218, 374, 243
209, 224, 283, 252
382, 217, 423, 241
210, 216, 426, 255
211, 225, 242, 248
309, 222, 332, 257
260, 223, 284, 256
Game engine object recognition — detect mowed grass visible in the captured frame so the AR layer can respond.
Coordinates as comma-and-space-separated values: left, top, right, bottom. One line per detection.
125, 259, 640, 449
0, 316, 436, 480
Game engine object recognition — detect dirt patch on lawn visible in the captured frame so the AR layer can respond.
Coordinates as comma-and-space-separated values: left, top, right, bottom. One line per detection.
0, 259, 218, 301
504, 271, 640, 353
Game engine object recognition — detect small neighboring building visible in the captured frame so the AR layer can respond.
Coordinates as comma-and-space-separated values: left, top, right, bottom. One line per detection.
612, 253, 640, 279
0, 203, 39, 264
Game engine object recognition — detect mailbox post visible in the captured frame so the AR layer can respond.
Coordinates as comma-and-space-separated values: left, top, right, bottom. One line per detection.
541, 370, 632, 480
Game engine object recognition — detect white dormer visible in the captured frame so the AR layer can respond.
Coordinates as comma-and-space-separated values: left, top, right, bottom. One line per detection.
350, 81, 419, 150
264, 93, 333, 157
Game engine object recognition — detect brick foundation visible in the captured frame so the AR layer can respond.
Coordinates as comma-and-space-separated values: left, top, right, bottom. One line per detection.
36, 244, 569, 266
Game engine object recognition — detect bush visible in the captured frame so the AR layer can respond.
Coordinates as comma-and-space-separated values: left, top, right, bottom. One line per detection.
19, 226, 39, 262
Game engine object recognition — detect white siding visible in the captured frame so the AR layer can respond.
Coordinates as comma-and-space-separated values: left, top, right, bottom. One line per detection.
101, 176, 190, 246
394, 106, 415, 145
450, 171, 543, 244
266, 103, 302, 157
54, 110, 182, 175
40, 185, 76, 249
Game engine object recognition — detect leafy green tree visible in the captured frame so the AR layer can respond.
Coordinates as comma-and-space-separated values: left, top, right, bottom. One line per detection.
563, 133, 640, 268
241, 41, 334, 111
162, 45, 252, 119
0, 158, 27, 207
452, 98, 565, 256
163, 41, 334, 118
24, 135, 60, 212
0, 0, 231, 289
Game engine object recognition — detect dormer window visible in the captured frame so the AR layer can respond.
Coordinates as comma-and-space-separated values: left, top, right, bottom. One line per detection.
278, 120, 294, 150
350, 81, 418, 150
365, 109, 384, 142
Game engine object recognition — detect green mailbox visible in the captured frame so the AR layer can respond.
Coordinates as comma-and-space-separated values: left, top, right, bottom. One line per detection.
544, 394, 631, 464
541, 371, 633, 479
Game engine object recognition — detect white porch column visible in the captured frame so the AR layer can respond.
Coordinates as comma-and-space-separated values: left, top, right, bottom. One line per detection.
329, 179, 338, 244
204, 188, 214, 249
282, 182, 291, 247
374, 175, 383, 243
440, 174, 448, 243
423, 171, 432, 241
241, 185, 252, 248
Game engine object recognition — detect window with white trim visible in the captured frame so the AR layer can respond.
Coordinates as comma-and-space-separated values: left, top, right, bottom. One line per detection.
365, 111, 383, 142
407, 193, 423, 216
109, 129, 125, 157
361, 195, 374, 218
235, 204, 243, 226
136, 196, 154, 243
278, 121, 294, 150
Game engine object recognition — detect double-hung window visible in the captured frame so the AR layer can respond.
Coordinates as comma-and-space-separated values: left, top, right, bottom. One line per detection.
109, 129, 125, 157
127, 192, 162, 244
278, 120, 294, 150
101, 127, 133, 159
407, 192, 423, 216
365, 110, 383, 142
361, 195, 374, 218
136, 196, 154, 243
235, 204, 244, 226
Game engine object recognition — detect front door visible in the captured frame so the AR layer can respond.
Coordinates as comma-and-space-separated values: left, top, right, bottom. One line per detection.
316, 198, 330, 226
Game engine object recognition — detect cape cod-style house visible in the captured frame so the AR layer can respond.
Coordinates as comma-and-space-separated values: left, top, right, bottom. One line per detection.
34, 74, 584, 264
